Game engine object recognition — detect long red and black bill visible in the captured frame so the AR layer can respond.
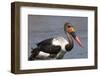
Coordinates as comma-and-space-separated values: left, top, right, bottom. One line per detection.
75, 36, 83, 48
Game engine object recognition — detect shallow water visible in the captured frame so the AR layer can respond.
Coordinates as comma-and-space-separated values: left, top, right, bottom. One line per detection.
28, 15, 88, 60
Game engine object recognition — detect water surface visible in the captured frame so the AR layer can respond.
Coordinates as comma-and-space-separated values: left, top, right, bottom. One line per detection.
28, 15, 88, 60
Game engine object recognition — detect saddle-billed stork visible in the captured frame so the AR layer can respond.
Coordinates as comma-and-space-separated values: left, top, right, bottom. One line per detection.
29, 22, 83, 60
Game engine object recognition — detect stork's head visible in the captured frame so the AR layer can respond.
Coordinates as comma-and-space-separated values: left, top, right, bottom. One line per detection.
64, 22, 83, 48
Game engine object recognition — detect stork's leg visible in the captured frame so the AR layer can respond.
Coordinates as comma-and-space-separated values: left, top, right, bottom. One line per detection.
56, 51, 66, 59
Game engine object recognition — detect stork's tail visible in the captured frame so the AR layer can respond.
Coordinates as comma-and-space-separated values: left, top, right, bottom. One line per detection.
28, 48, 40, 60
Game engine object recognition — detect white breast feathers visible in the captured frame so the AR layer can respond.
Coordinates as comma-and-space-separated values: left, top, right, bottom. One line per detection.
52, 37, 69, 51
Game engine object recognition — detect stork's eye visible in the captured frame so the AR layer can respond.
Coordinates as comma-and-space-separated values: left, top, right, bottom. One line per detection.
67, 26, 71, 28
